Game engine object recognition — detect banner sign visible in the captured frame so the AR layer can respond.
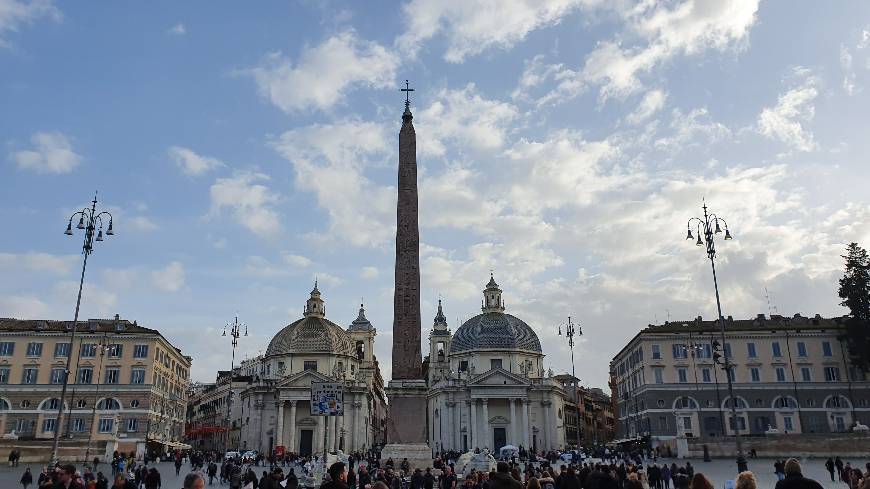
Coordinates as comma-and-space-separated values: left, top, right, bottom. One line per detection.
310, 382, 344, 416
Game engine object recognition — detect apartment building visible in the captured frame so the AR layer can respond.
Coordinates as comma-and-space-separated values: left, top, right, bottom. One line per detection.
610, 314, 869, 449
185, 370, 249, 452
0, 316, 191, 459
554, 375, 616, 447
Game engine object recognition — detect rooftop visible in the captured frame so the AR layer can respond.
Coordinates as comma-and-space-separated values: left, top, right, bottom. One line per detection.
0, 315, 189, 357
612, 313, 848, 362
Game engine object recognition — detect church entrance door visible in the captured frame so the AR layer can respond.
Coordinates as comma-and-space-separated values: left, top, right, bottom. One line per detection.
493, 427, 506, 451
300, 429, 314, 455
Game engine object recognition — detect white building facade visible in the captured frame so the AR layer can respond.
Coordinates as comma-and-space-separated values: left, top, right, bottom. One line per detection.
238, 284, 387, 455
426, 276, 567, 455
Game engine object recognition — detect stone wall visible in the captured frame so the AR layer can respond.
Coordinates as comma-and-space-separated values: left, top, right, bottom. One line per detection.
684, 433, 870, 458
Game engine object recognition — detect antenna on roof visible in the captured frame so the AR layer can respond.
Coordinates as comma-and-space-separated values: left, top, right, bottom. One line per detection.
764, 287, 778, 316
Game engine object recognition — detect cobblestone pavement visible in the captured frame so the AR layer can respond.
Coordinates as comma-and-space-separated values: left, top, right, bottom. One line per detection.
0, 458, 862, 488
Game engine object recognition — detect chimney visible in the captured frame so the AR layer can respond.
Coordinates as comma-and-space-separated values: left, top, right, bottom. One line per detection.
114, 314, 120, 320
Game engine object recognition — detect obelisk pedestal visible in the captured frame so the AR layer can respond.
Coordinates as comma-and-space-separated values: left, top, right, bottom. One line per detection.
383, 84, 432, 469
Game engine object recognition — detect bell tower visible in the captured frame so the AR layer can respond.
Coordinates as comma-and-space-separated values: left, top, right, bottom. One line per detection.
481, 273, 505, 313
304, 280, 325, 318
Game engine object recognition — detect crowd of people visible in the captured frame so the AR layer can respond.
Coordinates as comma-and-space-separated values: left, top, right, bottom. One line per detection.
8, 447, 870, 489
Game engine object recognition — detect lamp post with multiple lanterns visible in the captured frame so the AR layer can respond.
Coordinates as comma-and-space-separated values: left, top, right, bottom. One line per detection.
222, 315, 247, 453
558, 316, 582, 446
51, 194, 115, 466
685, 201, 746, 472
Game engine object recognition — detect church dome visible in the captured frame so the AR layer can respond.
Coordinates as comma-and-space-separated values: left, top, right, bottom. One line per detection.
265, 282, 356, 357
450, 312, 542, 354
266, 316, 356, 357
449, 274, 542, 354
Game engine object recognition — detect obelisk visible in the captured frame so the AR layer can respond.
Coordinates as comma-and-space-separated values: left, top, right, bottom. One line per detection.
383, 80, 431, 465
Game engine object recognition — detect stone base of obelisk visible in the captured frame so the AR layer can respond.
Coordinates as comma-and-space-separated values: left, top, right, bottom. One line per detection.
384, 379, 432, 470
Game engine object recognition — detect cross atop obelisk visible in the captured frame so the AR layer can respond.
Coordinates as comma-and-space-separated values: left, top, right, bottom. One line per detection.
401, 79, 414, 107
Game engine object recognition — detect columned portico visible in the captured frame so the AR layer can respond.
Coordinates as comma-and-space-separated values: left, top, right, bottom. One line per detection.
481, 398, 490, 450
541, 400, 550, 448
288, 401, 297, 451
452, 400, 460, 450
276, 401, 285, 447
522, 400, 531, 449
509, 398, 517, 446
469, 400, 477, 449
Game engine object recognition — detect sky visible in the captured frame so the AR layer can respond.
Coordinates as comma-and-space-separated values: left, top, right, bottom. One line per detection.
2, 0, 870, 389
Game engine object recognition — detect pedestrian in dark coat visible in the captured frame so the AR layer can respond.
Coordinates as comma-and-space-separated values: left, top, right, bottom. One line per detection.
21, 467, 34, 488
488, 463, 523, 489
774, 459, 823, 489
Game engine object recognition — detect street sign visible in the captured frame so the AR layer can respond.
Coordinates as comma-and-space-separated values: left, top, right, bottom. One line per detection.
310, 382, 343, 416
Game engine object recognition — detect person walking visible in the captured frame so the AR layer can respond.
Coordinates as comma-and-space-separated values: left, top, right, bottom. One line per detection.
661, 465, 671, 489
774, 459, 823, 489
144, 467, 161, 489
826, 459, 836, 482
21, 467, 34, 489
774, 460, 785, 481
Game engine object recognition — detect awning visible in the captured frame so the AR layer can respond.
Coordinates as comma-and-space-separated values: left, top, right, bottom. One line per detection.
167, 441, 192, 450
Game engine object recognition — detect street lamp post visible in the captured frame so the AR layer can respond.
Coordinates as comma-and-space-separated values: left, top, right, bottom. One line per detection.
221, 315, 246, 454
84, 333, 110, 465
679, 337, 705, 439
558, 316, 582, 446
51, 194, 114, 465
685, 201, 747, 472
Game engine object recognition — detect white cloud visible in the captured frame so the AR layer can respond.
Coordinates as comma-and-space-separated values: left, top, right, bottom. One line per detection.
0, 252, 75, 275
243, 253, 311, 279
283, 254, 313, 268
654, 107, 731, 151
505, 131, 628, 213
272, 120, 395, 247
168, 23, 185, 35
626, 89, 667, 124
360, 266, 379, 279
127, 216, 158, 232
417, 83, 519, 157
0, 0, 61, 48
840, 44, 857, 96
151, 261, 186, 292
313, 272, 343, 287
511, 55, 567, 101
0, 295, 49, 317
11, 132, 81, 174
53, 281, 117, 317
209, 172, 282, 238
539, 0, 760, 103
168, 146, 223, 176
757, 69, 819, 152
247, 30, 398, 113
398, 0, 590, 63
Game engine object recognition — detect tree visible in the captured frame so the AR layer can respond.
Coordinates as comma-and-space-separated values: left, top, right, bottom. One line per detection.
838, 242, 870, 369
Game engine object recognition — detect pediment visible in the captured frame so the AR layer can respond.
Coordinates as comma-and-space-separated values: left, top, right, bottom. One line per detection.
469, 367, 530, 386
275, 369, 333, 388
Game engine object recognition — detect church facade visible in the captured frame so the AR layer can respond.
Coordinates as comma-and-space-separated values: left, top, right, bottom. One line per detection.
425, 275, 568, 454
238, 284, 387, 455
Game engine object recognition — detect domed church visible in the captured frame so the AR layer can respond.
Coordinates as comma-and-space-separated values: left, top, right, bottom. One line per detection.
239, 283, 387, 455
426, 275, 567, 454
